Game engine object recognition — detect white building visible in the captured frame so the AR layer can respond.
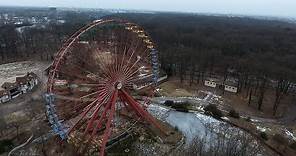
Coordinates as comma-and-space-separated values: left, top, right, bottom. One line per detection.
204, 78, 220, 88
224, 78, 239, 93
16, 72, 38, 93
224, 85, 238, 93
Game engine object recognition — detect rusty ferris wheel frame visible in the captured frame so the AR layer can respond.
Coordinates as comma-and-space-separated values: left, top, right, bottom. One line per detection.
44, 18, 163, 155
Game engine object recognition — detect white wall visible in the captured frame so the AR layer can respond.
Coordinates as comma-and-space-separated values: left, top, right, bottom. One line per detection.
224, 85, 238, 93
204, 80, 217, 88
0, 95, 10, 103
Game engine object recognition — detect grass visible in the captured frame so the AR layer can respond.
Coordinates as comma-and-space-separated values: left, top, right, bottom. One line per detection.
159, 81, 193, 97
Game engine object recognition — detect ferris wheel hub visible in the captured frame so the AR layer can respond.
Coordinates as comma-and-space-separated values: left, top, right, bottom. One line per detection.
115, 82, 123, 90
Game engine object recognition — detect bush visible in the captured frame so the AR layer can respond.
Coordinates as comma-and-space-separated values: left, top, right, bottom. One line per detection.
164, 100, 190, 112
164, 100, 174, 106
290, 142, 296, 150
204, 104, 223, 119
245, 117, 251, 122
228, 109, 240, 118
260, 132, 268, 140
172, 103, 189, 112
174, 126, 179, 131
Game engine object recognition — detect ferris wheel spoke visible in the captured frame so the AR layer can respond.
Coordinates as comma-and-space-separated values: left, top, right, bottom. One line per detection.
67, 98, 100, 135
68, 88, 110, 135
122, 45, 147, 75
55, 69, 97, 84
93, 50, 113, 79
67, 60, 104, 80
83, 90, 113, 135
122, 56, 141, 76
125, 70, 153, 84
120, 89, 165, 133
119, 45, 128, 72
98, 90, 118, 156
67, 82, 105, 87
115, 32, 141, 78
79, 86, 109, 100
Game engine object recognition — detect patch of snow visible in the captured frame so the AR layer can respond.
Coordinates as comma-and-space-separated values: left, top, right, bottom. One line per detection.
147, 104, 169, 120
195, 113, 222, 124
285, 129, 296, 141
221, 117, 229, 121
256, 126, 267, 132
196, 105, 204, 112
251, 119, 260, 122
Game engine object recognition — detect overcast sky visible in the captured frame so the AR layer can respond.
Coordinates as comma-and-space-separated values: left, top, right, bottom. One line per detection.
1, 0, 296, 18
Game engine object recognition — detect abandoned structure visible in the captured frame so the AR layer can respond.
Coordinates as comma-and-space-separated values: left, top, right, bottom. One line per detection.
204, 77, 238, 93
0, 72, 38, 103
204, 77, 222, 88
224, 78, 239, 93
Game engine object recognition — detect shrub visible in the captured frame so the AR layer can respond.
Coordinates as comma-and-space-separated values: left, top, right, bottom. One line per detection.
260, 132, 268, 140
228, 109, 240, 118
172, 104, 189, 112
174, 126, 179, 131
204, 104, 223, 119
245, 117, 251, 122
164, 100, 174, 106
164, 100, 190, 112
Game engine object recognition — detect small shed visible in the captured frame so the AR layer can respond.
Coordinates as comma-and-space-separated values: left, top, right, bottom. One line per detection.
204, 78, 221, 88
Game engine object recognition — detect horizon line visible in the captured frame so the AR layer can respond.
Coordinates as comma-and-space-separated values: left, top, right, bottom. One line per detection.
0, 4, 296, 21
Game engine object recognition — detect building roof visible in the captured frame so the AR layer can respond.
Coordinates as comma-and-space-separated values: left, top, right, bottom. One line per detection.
224, 78, 238, 87
16, 76, 30, 85
16, 72, 37, 85
205, 77, 222, 84
27, 72, 38, 79
1, 72, 38, 90
1, 82, 18, 90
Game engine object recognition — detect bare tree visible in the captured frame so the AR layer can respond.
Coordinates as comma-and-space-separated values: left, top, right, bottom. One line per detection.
175, 123, 263, 156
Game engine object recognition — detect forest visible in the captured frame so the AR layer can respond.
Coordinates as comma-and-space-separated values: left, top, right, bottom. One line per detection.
114, 13, 296, 115
1, 11, 296, 115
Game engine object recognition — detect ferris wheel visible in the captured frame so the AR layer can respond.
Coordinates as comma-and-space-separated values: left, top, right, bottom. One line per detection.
44, 18, 163, 155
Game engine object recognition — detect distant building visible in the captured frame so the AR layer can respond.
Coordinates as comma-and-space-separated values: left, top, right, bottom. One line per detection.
203, 76, 239, 93
16, 72, 38, 93
2, 82, 21, 98
204, 78, 221, 88
0, 72, 38, 102
289, 83, 296, 93
224, 78, 238, 93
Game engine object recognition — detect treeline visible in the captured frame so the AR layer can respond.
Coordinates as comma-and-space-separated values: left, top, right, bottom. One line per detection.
0, 9, 109, 63
113, 13, 296, 115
